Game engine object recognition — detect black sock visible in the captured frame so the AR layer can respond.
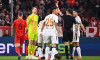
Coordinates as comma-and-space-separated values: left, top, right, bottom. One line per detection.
38, 46, 41, 48
70, 44, 73, 56
65, 45, 68, 58
76, 46, 79, 48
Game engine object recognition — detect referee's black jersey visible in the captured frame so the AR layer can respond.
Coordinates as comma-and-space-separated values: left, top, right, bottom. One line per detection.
61, 14, 76, 30
61, 14, 76, 42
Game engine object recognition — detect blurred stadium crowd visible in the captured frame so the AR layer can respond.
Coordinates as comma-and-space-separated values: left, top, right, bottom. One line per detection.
0, 0, 100, 37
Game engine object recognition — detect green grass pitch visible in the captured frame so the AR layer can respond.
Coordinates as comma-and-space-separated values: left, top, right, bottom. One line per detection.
0, 56, 100, 60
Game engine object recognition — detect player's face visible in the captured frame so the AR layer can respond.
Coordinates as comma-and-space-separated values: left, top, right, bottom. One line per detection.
73, 11, 77, 17
55, 9, 58, 15
32, 7, 37, 14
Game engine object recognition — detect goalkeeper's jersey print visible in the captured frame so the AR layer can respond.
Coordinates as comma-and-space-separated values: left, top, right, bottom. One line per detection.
27, 14, 39, 40
27, 14, 39, 33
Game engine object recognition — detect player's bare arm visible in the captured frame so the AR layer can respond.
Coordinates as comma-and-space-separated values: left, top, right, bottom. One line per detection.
80, 23, 86, 33
75, 24, 78, 35
40, 22, 45, 37
25, 27, 28, 34
55, 23, 62, 37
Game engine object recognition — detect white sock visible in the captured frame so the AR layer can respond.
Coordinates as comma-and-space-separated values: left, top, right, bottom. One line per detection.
72, 46, 75, 56
76, 46, 82, 57
45, 47, 49, 59
55, 50, 58, 54
38, 47, 43, 57
51, 48, 56, 60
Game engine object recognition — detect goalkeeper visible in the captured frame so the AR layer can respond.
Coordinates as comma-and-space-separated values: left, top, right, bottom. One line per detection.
27, 7, 39, 59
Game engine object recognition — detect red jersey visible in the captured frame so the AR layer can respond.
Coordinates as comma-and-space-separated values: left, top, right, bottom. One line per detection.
12, 18, 28, 37
25, 33, 29, 40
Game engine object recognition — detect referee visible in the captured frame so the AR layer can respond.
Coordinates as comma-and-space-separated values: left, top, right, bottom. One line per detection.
57, 5, 78, 59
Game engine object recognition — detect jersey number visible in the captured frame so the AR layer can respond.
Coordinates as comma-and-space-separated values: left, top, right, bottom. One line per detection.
46, 18, 53, 26
18, 23, 22, 30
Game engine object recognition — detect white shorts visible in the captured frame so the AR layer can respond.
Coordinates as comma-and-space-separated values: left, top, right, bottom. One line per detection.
72, 33, 80, 42
43, 35, 58, 44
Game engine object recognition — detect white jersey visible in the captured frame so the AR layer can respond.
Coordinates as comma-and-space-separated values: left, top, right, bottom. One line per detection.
73, 16, 81, 36
37, 20, 45, 34
43, 14, 58, 36
37, 20, 45, 43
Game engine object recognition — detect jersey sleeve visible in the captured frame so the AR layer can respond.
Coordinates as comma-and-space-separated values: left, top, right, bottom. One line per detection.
43, 16, 47, 23
60, 14, 65, 18
36, 15, 39, 21
54, 16, 58, 23
77, 17, 81, 24
38, 21, 41, 27
27, 15, 31, 26
25, 21, 28, 27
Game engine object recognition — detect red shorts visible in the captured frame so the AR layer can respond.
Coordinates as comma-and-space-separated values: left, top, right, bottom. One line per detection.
15, 35, 25, 44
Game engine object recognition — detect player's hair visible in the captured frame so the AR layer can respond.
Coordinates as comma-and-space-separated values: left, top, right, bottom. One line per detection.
32, 6, 37, 10
51, 6, 58, 13
18, 12, 23, 16
73, 9, 78, 13
66, 8, 73, 15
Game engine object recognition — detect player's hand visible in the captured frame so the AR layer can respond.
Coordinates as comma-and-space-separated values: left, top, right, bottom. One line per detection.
58, 33, 62, 37
56, 1, 59, 7
40, 32, 43, 37
83, 29, 86, 34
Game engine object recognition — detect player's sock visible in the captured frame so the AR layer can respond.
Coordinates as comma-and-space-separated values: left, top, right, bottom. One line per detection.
51, 47, 56, 60
70, 44, 73, 56
76, 46, 82, 57
72, 46, 75, 56
15, 46, 20, 55
45, 47, 49, 59
20, 47, 22, 54
28, 45, 31, 56
32, 45, 35, 56
32, 45, 37, 56
65, 45, 68, 58
26, 46, 28, 56
34, 45, 37, 51
38, 46, 43, 57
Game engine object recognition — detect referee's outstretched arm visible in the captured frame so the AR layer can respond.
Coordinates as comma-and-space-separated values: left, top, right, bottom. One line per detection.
56, 3, 62, 15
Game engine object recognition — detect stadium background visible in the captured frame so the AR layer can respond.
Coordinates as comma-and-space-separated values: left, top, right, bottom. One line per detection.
0, 0, 100, 59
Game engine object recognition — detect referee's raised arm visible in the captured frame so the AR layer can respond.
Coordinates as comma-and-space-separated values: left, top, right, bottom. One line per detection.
56, 3, 64, 17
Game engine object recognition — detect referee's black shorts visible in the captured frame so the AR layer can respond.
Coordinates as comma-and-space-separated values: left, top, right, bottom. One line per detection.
63, 30, 73, 42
